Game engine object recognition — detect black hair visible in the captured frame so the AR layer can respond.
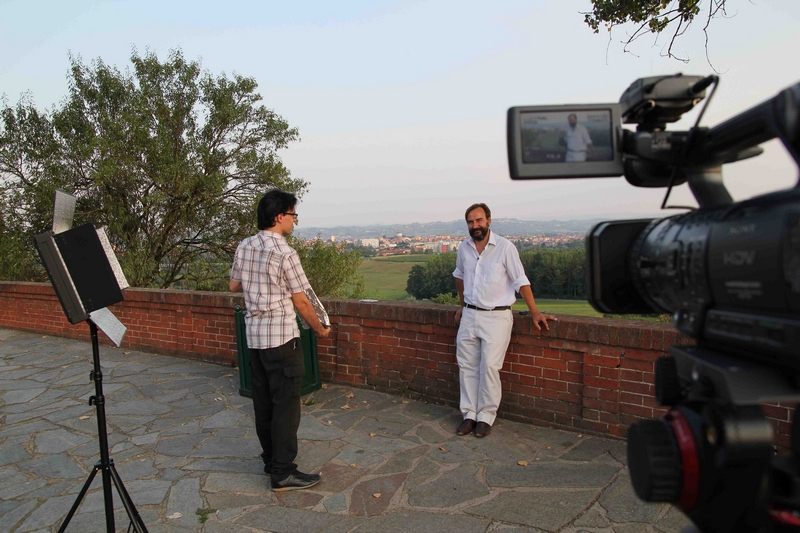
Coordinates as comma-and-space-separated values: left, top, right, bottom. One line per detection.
465, 202, 491, 220
257, 189, 297, 230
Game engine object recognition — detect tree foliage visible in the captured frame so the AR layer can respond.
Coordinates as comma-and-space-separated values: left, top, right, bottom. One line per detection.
0, 48, 306, 289
519, 249, 586, 299
405, 252, 457, 300
584, 0, 730, 63
289, 236, 364, 299
405, 248, 587, 301
430, 292, 460, 305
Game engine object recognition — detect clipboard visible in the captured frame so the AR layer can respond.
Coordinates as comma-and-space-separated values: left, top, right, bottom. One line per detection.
298, 287, 330, 329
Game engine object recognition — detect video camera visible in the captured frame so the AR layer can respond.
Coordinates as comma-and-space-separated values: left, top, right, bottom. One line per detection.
508, 74, 800, 532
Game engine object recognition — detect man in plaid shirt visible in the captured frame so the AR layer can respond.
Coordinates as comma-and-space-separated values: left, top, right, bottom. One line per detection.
230, 189, 330, 492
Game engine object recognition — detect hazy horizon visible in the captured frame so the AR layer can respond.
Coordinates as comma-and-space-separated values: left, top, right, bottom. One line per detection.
294, 210, 667, 229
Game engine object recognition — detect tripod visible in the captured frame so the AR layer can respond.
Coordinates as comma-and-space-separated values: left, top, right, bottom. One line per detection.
58, 321, 148, 533
629, 346, 800, 533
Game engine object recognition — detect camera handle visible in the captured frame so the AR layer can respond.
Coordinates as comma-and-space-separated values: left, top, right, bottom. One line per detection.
701, 82, 800, 179
685, 165, 732, 208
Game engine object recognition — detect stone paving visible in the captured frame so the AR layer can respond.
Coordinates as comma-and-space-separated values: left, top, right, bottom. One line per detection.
0, 327, 692, 532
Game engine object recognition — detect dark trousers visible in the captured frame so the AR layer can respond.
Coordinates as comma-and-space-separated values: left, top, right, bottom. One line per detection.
249, 338, 305, 481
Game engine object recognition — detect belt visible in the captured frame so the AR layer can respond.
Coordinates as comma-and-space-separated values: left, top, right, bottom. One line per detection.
464, 303, 511, 311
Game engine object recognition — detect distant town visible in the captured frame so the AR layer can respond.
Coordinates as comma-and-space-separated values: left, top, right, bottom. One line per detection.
293, 217, 593, 256
333, 232, 585, 257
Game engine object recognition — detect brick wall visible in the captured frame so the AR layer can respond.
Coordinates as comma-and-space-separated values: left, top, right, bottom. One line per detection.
0, 282, 241, 366
0, 281, 793, 447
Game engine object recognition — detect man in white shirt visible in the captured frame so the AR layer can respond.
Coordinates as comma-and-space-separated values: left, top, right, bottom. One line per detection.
452, 203, 556, 438
563, 113, 593, 162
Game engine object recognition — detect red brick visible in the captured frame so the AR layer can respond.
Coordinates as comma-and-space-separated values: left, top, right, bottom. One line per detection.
583, 398, 619, 413
598, 367, 620, 380
623, 348, 663, 362
621, 403, 656, 418
620, 392, 645, 405
620, 369, 643, 382
541, 368, 559, 380
584, 376, 618, 390
621, 359, 655, 373
624, 381, 654, 395
762, 403, 791, 421
535, 357, 567, 371
584, 353, 620, 367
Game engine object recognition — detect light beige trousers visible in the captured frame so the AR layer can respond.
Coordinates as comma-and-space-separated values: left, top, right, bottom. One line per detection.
456, 307, 513, 425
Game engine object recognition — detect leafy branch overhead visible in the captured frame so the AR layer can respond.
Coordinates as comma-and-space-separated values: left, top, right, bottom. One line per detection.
584, 0, 730, 63
1, 48, 306, 288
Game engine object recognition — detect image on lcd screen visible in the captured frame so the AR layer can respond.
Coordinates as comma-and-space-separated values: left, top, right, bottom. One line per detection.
520, 110, 614, 164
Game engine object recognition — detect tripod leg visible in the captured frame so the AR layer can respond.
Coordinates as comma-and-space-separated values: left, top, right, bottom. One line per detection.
109, 461, 149, 533
63, 321, 148, 533
101, 462, 115, 533
58, 466, 99, 533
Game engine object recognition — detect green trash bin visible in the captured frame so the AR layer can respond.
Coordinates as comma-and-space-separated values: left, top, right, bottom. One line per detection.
234, 305, 322, 397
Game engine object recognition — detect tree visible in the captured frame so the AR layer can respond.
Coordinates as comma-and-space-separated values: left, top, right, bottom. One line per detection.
290, 236, 364, 299
552, 249, 586, 298
520, 249, 587, 299
405, 253, 457, 300
405, 264, 428, 300
584, 0, 730, 63
1, 48, 305, 289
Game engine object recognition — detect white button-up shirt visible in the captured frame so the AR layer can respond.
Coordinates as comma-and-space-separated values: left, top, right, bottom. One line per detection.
564, 124, 593, 162
453, 231, 530, 309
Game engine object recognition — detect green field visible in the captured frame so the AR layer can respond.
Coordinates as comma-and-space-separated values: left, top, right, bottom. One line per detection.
358, 256, 602, 317
366, 255, 430, 263
514, 298, 602, 317
357, 255, 669, 322
358, 256, 428, 300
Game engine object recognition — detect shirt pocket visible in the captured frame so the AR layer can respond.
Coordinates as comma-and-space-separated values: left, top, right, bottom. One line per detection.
483, 264, 507, 284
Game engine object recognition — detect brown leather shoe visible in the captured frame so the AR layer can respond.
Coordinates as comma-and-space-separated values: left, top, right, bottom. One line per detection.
456, 419, 476, 436
475, 422, 491, 438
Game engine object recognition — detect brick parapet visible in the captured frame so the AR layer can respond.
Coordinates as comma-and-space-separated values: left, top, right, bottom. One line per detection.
0, 281, 792, 447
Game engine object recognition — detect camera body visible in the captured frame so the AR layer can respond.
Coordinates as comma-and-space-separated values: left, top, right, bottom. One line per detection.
508, 74, 800, 532
508, 74, 800, 369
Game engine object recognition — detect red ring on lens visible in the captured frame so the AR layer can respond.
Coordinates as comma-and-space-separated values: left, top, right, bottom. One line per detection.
769, 509, 800, 526
666, 409, 700, 511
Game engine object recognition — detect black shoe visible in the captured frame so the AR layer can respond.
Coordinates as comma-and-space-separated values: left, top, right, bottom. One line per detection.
271, 471, 321, 492
456, 419, 477, 436
475, 421, 491, 438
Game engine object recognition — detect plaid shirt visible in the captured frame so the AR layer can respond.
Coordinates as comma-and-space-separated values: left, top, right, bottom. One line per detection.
230, 231, 311, 349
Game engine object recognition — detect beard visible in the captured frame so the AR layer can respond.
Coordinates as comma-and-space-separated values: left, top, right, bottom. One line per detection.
470, 226, 488, 241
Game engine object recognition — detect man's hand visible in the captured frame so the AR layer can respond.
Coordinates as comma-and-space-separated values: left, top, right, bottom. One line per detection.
316, 326, 331, 339
531, 311, 557, 331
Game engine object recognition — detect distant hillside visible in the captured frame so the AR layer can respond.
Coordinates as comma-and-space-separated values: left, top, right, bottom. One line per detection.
293, 217, 611, 239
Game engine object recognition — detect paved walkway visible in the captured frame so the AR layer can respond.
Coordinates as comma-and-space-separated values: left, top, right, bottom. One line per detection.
0, 327, 691, 532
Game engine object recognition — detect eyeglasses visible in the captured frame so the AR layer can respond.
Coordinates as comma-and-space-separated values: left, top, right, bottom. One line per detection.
283, 212, 299, 220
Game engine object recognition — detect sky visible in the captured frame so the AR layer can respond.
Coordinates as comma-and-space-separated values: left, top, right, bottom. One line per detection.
1, 0, 799, 229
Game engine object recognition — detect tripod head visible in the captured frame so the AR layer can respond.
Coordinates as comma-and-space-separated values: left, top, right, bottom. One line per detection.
628, 347, 800, 532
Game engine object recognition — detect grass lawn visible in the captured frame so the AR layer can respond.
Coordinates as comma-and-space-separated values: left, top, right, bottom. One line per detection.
368, 255, 430, 263
358, 256, 428, 300
512, 299, 668, 322
357, 255, 667, 322
514, 298, 603, 317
